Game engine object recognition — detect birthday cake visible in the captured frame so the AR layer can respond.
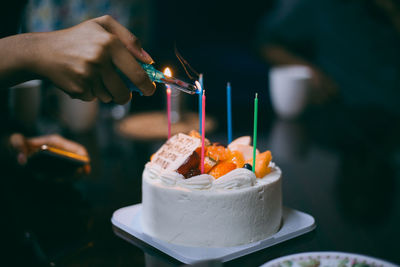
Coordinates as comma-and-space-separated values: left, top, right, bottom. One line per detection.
141, 131, 282, 247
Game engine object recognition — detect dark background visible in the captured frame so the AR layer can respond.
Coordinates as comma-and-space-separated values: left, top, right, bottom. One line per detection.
134, 0, 274, 119
1, 0, 400, 266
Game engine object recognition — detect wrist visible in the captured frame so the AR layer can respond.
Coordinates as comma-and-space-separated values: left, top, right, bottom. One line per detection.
19, 32, 47, 78
0, 33, 42, 87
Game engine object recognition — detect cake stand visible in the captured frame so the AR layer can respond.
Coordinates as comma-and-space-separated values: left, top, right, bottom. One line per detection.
111, 204, 316, 264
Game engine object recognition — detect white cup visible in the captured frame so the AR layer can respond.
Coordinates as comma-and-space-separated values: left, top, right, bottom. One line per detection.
57, 90, 98, 133
269, 65, 312, 119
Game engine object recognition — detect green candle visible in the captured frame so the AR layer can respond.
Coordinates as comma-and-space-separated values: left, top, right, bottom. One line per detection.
252, 93, 258, 173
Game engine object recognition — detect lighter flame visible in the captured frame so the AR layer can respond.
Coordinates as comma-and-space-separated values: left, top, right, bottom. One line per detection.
195, 81, 202, 92
163, 67, 172, 77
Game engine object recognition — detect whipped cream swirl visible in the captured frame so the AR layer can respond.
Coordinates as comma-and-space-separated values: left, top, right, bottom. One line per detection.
143, 162, 277, 191
143, 162, 161, 180
213, 168, 256, 190
160, 170, 184, 185
177, 174, 214, 190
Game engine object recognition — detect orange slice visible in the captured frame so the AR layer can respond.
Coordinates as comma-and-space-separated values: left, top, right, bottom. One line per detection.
206, 145, 231, 162
227, 150, 245, 168
246, 150, 272, 178
208, 162, 236, 179
204, 156, 218, 173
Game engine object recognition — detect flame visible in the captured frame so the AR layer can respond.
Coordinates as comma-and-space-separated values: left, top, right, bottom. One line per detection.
195, 80, 202, 91
163, 67, 172, 77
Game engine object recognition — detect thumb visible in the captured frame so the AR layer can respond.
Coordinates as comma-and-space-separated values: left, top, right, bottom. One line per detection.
93, 15, 154, 64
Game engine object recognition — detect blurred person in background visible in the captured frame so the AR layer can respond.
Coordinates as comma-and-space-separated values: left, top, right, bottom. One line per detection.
258, 0, 400, 236
258, 0, 400, 182
258, 0, 400, 115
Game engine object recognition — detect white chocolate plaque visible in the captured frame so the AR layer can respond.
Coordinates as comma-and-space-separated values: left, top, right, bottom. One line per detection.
151, 133, 201, 171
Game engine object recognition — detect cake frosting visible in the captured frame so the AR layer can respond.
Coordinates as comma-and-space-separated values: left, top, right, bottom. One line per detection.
141, 162, 282, 247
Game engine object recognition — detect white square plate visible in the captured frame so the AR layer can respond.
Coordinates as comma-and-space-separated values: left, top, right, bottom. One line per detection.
111, 204, 316, 264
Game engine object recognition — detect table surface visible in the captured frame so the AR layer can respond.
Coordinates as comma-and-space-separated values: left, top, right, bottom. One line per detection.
3, 104, 400, 267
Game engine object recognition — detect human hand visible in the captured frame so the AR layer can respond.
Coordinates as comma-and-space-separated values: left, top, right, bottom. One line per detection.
309, 68, 339, 105
28, 15, 155, 104
9, 133, 90, 174
262, 44, 339, 105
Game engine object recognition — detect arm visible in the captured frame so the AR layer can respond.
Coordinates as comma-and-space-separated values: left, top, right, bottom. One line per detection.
0, 15, 155, 104
261, 44, 313, 66
0, 33, 38, 87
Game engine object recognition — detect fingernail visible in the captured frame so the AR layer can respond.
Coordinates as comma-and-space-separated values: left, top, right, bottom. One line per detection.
18, 153, 27, 165
141, 48, 154, 64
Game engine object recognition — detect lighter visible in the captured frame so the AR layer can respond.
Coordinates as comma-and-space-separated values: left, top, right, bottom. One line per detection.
120, 63, 200, 95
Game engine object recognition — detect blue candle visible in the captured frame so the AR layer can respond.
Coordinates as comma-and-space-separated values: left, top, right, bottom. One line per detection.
227, 82, 232, 144
198, 74, 204, 134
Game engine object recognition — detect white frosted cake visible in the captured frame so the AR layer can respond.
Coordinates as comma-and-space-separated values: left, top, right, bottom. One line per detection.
141, 133, 282, 247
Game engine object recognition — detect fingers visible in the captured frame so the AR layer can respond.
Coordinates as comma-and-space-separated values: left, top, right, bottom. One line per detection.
28, 134, 89, 157
108, 40, 156, 96
94, 15, 154, 64
309, 70, 339, 104
101, 64, 132, 104
62, 15, 156, 103
9, 133, 28, 165
92, 77, 112, 103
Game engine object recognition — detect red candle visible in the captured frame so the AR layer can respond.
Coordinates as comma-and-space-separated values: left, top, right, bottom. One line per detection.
201, 90, 206, 173
167, 86, 171, 139
164, 67, 173, 139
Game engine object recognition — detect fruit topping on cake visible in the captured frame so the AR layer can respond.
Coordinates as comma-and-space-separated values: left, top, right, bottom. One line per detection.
150, 132, 273, 179
206, 144, 231, 162
176, 151, 200, 178
227, 136, 251, 149
208, 162, 237, 179
204, 156, 217, 173
243, 163, 253, 170
227, 150, 245, 168
245, 151, 272, 178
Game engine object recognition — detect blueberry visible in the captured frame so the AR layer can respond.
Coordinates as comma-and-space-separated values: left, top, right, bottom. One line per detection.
243, 163, 252, 170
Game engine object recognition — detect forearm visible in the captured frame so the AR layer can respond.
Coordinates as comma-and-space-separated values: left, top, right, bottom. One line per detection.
1, 16, 155, 102
0, 33, 41, 88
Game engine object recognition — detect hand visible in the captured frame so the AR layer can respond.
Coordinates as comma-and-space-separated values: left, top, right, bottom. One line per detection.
262, 44, 339, 105
9, 133, 89, 168
27, 15, 156, 104
309, 68, 339, 105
